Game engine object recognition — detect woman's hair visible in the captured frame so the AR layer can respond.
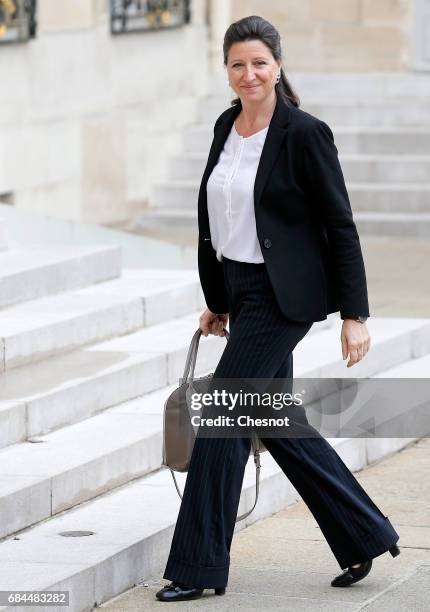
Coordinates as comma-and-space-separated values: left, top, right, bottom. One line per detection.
223, 15, 300, 108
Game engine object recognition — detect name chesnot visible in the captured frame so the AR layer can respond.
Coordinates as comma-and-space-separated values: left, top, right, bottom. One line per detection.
191, 414, 291, 427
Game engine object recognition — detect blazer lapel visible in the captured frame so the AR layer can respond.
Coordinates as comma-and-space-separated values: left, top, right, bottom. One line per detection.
254, 95, 292, 211
198, 95, 292, 240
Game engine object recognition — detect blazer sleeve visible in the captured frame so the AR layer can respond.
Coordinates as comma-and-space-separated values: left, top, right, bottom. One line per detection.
303, 120, 370, 318
197, 116, 230, 315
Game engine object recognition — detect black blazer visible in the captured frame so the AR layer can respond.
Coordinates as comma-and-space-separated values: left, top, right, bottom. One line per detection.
197, 93, 370, 323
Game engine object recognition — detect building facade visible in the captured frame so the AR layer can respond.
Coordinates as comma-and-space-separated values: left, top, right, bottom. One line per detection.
0, 0, 428, 225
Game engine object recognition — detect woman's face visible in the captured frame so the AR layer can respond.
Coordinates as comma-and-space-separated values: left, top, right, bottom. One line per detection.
226, 39, 281, 104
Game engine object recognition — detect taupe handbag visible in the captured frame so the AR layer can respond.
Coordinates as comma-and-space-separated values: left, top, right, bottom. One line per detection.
162, 327, 266, 522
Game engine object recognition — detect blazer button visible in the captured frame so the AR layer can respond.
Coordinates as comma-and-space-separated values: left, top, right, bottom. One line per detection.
263, 238, 272, 249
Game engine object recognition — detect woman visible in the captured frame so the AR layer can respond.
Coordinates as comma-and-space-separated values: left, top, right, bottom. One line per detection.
156, 15, 400, 602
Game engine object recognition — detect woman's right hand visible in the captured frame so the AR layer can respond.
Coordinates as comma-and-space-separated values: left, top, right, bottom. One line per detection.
199, 308, 229, 337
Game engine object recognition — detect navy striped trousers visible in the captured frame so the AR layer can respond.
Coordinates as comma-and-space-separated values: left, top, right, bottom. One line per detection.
163, 256, 399, 589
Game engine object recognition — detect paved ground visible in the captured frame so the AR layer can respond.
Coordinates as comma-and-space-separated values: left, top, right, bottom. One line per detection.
361, 236, 430, 319
100, 437, 430, 611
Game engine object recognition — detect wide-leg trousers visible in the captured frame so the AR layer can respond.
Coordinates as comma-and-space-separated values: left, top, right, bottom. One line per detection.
163, 256, 399, 589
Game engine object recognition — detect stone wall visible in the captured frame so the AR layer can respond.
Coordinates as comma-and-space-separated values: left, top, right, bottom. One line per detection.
0, 0, 208, 224
231, 0, 415, 71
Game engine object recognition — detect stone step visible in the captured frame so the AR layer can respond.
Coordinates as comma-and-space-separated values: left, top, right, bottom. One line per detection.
170, 153, 430, 183
77, 268, 205, 327
355, 212, 430, 238
348, 183, 430, 213
293, 317, 430, 377
198, 97, 430, 126
152, 180, 430, 213
152, 181, 198, 209
0, 317, 427, 540
137, 207, 198, 229
0, 269, 203, 372
0, 245, 121, 310
0, 293, 143, 373
183, 125, 430, 155
136, 209, 199, 244
301, 100, 430, 127
0, 218, 6, 251
211, 71, 430, 98
1, 341, 429, 609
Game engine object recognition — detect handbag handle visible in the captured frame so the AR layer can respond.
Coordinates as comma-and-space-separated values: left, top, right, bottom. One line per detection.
171, 325, 262, 522
170, 435, 261, 522
182, 327, 230, 384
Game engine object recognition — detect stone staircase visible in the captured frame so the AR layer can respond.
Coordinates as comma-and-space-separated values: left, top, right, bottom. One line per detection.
137, 73, 430, 244
0, 228, 429, 610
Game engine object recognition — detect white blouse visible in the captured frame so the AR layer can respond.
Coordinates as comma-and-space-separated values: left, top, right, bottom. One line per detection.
206, 123, 269, 264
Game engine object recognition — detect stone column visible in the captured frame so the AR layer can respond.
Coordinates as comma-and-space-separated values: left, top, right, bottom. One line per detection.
412, 0, 430, 70
191, 0, 206, 25
208, 0, 231, 73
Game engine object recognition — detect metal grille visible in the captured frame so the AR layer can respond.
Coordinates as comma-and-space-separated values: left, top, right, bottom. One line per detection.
110, 0, 190, 35
0, 0, 36, 44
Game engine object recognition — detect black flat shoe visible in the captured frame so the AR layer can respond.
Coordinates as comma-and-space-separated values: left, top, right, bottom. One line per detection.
331, 544, 400, 588
331, 560, 373, 587
389, 544, 401, 557
155, 580, 226, 601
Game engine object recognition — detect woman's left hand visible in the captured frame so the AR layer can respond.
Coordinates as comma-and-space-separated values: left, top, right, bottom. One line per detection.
341, 320, 371, 368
